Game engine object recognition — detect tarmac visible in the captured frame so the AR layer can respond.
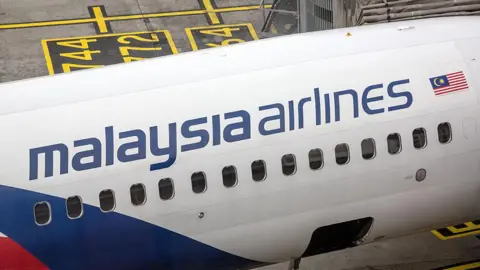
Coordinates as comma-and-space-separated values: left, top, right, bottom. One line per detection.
257, 231, 480, 270
0, 0, 274, 82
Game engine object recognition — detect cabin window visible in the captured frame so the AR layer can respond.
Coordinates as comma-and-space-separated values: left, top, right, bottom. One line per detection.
387, 133, 402, 154
34, 202, 51, 225
66, 196, 83, 219
438, 122, 452, 144
281, 154, 297, 175
308, 149, 324, 170
412, 128, 427, 149
130, 184, 146, 206
99, 189, 115, 212
222, 166, 238, 188
335, 144, 350, 165
251, 160, 266, 182
191, 172, 207, 194
158, 178, 174, 200
361, 138, 376, 159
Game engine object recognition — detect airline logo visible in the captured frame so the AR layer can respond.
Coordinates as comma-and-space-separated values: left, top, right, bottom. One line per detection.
28, 79, 414, 181
429, 71, 469, 96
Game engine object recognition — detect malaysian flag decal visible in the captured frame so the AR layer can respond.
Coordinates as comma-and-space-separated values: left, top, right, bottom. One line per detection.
429, 71, 469, 96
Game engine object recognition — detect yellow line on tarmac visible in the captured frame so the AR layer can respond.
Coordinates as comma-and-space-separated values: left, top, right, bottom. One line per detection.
92, 6, 108, 33
0, 18, 97, 29
442, 262, 480, 270
431, 229, 480, 240
203, 0, 221, 24
41, 39, 55, 75
106, 10, 205, 21
105, 5, 270, 21
0, 5, 272, 30
215, 5, 271, 13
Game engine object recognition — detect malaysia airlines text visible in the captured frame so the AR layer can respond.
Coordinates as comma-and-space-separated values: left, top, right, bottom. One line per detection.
29, 79, 412, 180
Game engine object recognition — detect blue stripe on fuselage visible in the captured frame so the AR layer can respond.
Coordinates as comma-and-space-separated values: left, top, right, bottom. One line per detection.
0, 185, 262, 270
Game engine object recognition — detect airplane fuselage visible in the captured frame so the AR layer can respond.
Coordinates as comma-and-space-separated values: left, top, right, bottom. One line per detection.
0, 16, 479, 270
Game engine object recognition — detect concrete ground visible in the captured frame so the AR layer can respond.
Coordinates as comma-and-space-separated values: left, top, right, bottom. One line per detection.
256, 231, 480, 270
0, 0, 276, 82
0, 0, 480, 269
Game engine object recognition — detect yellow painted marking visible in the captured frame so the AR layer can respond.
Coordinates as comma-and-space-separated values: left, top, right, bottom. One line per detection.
163, 30, 179, 54
447, 222, 480, 234
199, 27, 240, 37
56, 39, 97, 49
246, 23, 259, 40
123, 56, 145, 62
41, 39, 55, 75
431, 230, 449, 240
117, 34, 159, 44
106, 10, 205, 21
92, 6, 108, 33
442, 262, 480, 270
206, 38, 245, 47
42, 30, 178, 75
185, 29, 198, 51
119, 46, 162, 56
214, 5, 271, 13
42, 30, 171, 42
0, 18, 97, 29
62, 63, 104, 73
431, 229, 480, 240
203, 0, 221, 24
59, 50, 101, 61
0, 5, 271, 30
185, 23, 259, 51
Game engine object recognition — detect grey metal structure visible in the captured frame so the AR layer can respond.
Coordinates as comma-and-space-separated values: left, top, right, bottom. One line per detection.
260, 0, 299, 36
299, 0, 359, 31
260, 0, 480, 36
299, 0, 333, 32
357, 0, 480, 25
260, 0, 358, 35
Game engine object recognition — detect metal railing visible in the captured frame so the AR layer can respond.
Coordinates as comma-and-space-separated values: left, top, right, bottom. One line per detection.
260, 0, 300, 35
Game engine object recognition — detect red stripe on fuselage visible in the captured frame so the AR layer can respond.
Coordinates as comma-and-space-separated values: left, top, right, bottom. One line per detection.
0, 237, 48, 270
